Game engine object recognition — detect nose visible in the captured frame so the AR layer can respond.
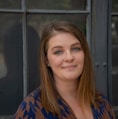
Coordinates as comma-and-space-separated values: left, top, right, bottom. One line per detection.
64, 51, 74, 62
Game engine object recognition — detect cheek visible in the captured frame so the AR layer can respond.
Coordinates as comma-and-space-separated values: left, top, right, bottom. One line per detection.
48, 56, 63, 68
77, 53, 85, 65
81, 56, 85, 66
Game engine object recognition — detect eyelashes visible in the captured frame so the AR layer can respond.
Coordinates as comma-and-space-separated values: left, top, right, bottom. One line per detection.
53, 47, 82, 55
71, 47, 81, 51
54, 50, 63, 55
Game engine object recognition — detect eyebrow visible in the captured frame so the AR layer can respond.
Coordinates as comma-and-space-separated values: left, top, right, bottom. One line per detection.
51, 42, 81, 50
71, 42, 81, 47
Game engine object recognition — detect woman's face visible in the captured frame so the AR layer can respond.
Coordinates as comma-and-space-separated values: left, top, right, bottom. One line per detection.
47, 32, 84, 83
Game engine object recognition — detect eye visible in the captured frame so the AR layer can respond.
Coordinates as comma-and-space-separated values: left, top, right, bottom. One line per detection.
72, 47, 81, 52
54, 50, 63, 55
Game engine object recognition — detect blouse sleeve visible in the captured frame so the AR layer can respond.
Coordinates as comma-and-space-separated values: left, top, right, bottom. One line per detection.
104, 98, 116, 119
13, 96, 44, 119
98, 93, 116, 119
93, 91, 116, 119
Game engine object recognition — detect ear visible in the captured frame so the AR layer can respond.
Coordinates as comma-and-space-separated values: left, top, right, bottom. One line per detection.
45, 57, 50, 67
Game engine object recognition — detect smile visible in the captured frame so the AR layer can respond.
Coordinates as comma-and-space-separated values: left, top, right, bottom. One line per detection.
62, 65, 77, 69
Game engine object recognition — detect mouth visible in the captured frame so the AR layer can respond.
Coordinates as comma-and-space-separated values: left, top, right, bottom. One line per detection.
62, 65, 77, 69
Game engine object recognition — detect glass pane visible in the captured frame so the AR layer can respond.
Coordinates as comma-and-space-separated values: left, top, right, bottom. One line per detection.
0, 0, 21, 9
27, 0, 87, 10
26, 25, 40, 94
0, 14, 23, 115
112, 17, 118, 106
27, 14, 86, 93
27, 14, 86, 35
112, 0, 118, 12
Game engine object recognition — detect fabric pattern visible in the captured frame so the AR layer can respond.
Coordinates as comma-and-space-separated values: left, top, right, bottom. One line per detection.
13, 88, 115, 119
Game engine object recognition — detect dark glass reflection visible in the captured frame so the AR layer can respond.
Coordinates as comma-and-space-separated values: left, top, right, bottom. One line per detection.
0, 23, 23, 115
0, 14, 23, 115
112, 0, 118, 12
26, 25, 40, 94
27, 0, 87, 10
27, 14, 86, 35
0, 14, 40, 115
0, 0, 21, 9
112, 17, 118, 106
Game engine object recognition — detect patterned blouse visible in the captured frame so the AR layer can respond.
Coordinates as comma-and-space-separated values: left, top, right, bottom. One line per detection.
13, 88, 115, 119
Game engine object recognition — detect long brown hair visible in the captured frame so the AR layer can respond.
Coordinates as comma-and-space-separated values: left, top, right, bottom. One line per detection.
39, 21, 96, 115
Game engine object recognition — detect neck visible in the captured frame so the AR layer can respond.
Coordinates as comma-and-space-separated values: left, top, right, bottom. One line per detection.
55, 80, 78, 99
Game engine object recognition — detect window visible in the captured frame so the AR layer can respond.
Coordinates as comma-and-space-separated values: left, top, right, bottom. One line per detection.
112, 0, 118, 118
0, 0, 91, 118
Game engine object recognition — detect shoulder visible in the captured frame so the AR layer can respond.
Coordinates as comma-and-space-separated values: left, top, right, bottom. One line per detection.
22, 88, 41, 110
13, 88, 44, 119
92, 91, 115, 119
95, 91, 112, 107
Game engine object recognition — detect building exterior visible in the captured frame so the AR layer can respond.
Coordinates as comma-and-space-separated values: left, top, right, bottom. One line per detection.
0, 0, 118, 118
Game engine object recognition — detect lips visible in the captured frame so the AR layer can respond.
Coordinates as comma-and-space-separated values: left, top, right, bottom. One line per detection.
62, 65, 77, 69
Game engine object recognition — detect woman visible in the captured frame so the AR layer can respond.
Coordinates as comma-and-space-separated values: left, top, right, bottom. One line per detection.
14, 21, 115, 119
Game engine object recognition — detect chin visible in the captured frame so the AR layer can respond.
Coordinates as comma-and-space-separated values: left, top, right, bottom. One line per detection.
64, 76, 79, 81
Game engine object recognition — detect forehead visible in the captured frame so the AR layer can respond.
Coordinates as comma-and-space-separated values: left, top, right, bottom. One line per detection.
47, 32, 80, 48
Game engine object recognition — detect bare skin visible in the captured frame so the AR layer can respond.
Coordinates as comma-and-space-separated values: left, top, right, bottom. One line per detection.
55, 80, 93, 119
